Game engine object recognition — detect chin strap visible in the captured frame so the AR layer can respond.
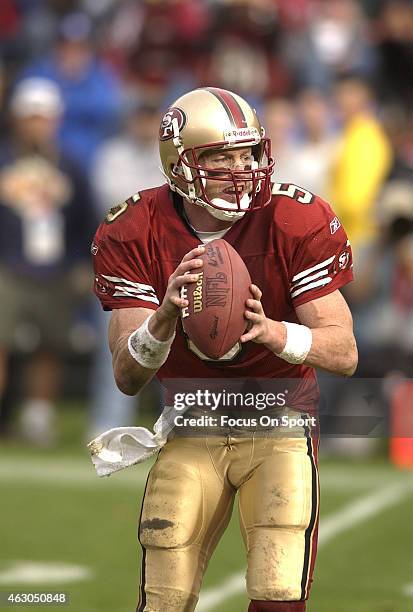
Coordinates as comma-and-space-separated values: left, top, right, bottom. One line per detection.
207, 193, 250, 221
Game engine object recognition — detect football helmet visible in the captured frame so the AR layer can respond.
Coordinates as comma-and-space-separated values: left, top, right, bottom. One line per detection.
159, 87, 274, 221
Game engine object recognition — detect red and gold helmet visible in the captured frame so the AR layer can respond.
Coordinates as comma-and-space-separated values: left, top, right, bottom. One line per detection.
159, 87, 274, 219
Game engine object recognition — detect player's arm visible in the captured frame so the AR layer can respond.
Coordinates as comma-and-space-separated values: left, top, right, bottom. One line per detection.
109, 246, 205, 395
294, 290, 357, 375
242, 286, 358, 376
109, 307, 162, 396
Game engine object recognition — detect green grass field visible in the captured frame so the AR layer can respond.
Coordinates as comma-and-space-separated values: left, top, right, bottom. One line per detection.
1, 404, 413, 612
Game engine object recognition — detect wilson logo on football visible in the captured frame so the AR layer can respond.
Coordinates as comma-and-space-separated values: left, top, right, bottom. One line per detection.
159, 107, 187, 141
193, 273, 204, 313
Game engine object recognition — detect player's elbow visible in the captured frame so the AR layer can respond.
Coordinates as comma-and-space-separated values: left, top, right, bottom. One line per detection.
115, 373, 140, 395
113, 363, 145, 396
115, 376, 140, 396
339, 340, 358, 377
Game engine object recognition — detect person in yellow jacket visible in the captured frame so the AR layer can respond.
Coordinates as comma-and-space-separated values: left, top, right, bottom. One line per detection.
329, 75, 392, 253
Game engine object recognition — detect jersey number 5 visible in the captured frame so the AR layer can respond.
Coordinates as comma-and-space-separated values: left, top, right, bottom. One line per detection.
272, 183, 314, 204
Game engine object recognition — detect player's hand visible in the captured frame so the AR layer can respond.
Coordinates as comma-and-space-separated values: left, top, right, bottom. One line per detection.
157, 245, 205, 322
241, 284, 286, 352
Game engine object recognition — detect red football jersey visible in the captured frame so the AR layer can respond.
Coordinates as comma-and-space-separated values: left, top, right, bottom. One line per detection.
92, 183, 353, 411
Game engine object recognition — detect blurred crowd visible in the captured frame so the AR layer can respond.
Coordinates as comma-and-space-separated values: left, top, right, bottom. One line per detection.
0, 0, 412, 449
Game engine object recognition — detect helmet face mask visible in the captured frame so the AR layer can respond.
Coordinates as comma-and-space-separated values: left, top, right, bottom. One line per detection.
171, 137, 273, 213
159, 88, 274, 218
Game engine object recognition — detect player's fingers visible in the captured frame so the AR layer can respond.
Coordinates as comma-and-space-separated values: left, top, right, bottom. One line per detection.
174, 258, 203, 278
246, 298, 263, 312
170, 294, 188, 308
244, 310, 261, 322
240, 328, 259, 343
173, 273, 200, 288
250, 284, 262, 300
181, 245, 205, 263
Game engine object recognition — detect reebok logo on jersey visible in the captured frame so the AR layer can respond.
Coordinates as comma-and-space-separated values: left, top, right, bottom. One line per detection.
330, 217, 341, 234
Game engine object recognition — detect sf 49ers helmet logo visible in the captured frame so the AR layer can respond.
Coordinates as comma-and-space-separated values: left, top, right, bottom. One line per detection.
159, 107, 187, 141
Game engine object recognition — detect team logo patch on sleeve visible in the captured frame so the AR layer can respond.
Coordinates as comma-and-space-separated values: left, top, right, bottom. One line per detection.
95, 274, 115, 296
330, 217, 341, 234
338, 251, 350, 269
99, 275, 159, 304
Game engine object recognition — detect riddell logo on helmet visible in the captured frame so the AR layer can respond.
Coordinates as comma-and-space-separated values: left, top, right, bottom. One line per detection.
159, 107, 187, 141
223, 127, 260, 143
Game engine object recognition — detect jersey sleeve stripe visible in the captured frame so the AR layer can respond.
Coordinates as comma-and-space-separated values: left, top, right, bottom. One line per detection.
292, 255, 335, 282
101, 275, 155, 292
112, 290, 160, 304
112, 285, 157, 298
291, 277, 332, 298
291, 269, 329, 292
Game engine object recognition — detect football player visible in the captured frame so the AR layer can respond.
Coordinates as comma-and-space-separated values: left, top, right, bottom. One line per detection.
91, 87, 357, 611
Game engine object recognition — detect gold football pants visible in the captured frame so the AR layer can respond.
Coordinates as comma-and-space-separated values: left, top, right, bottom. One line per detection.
137, 431, 319, 611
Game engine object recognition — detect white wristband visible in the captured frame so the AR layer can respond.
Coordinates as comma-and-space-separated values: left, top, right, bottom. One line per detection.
128, 315, 175, 370
275, 321, 312, 364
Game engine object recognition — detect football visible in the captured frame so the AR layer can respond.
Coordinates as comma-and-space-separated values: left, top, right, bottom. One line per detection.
181, 239, 252, 360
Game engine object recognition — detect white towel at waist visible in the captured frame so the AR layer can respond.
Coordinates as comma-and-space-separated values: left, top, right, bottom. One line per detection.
87, 406, 178, 477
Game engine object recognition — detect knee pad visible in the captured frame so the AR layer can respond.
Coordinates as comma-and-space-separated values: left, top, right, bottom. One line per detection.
248, 601, 306, 612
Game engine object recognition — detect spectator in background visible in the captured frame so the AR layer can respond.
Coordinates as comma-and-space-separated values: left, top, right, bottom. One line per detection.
375, 0, 413, 111
0, 60, 7, 136
89, 102, 163, 436
21, 11, 122, 169
347, 179, 413, 376
288, 87, 337, 199
92, 102, 162, 209
263, 97, 297, 183
284, 0, 376, 91
381, 104, 413, 181
124, 0, 211, 107
0, 0, 25, 80
265, 90, 336, 201
203, 1, 291, 106
328, 74, 392, 253
0, 77, 96, 444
